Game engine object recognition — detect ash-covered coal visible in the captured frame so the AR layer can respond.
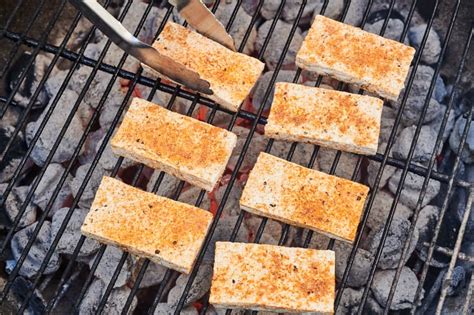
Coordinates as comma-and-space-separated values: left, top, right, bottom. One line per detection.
449, 115, 474, 163
0, 184, 37, 229
10, 221, 61, 278
0, 126, 27, 184
51, 207, 100, 257
88, 246, 132, 288
167, 263, 212, 307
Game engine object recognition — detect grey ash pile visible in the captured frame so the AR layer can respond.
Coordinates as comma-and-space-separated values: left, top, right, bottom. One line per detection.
0, 0, 472, 314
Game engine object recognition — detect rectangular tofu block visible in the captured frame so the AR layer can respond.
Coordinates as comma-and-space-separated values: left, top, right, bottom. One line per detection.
240, 153, 369, 242
151, 22, 265, 111
265, 83, 383, 155
82, 176, 213, 274
210, 242, 335, 313
296, 15, 415, 101
110, 98, 237, 191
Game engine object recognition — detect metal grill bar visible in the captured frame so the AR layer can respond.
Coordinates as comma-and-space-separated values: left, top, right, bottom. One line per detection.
386, 21, 473, 313
3, 32, 471, 191
0, 0, 68, 118
0, 0, 47, 78
0, 0, 472, 314
356, 0, 462, 312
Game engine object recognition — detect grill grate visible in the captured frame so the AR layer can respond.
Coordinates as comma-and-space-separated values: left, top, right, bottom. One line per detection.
0, 0, 473, 314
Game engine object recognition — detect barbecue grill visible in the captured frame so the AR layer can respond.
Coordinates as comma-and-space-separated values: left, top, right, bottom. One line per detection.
0, 0, 473, 314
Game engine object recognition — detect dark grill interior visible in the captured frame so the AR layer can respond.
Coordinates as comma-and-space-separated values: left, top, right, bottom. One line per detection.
0, 0, 473, 314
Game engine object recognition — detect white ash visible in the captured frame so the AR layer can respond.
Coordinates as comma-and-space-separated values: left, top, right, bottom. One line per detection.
335, 287, 382, 314
206, 305, 244, 315
0, 127, 28, 184
131, 259, 167, 289
335, 241, 374, 288
371, 267, 423, 310
98, 92, 128, 129
154, 303, 198, 315
365, 18, 408, 42
300, 229, 331, 249
0, 104, 20, 129
204, 216, 249, 263
227, 126, 266, 173
258, 0, 282, 20
10, 221, 61, 278
25, 91, 86, 166
283, 0, 331, 22
32, 163, 73, 215
79, 278, 138, 315
177, 186, 210, 210
244, 215, 296, 245
255, 19, 303, 70
9, 53, 51, 109
366, 190, 413, 232
149, 90, 193, 115
367, 159, 397, 189
147, 171, 181, 198
311, 0, 345, 21
89, 246, 132, 288
427, 107, 455, 143
79, 129, 105, 166
0, 184, 37, 229
87, 35, 139, 73
68, 65, 124, 110
137, 5, 169, 45
70, 162, 107, 209
102, 285, 138, 315
388, 166, 440, 209
251, 70, 302, 112
336, 287, 363, 315
379, 105, 401, 145
344, 0, 370, 26
415, 205, 440, 262
449, 115, 474, 164
212, 179, 243, 217
167, 263, 212, 307
406, 97, 445, 127
368, 217, 418, 270
79, 278, 106, 315
408, 23, 442, 65
317, 148, 360, 180
271, 140, 315, 166
392, 125, 439, 164
395, 65, 447, 107
214, 2, 257, 54
51, 207, 100, 257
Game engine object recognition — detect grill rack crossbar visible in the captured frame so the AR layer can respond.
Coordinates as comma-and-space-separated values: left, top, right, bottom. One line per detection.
0, 0, 472, 314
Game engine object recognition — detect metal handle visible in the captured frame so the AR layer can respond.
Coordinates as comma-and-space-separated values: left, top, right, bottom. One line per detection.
69, 0, 213, 94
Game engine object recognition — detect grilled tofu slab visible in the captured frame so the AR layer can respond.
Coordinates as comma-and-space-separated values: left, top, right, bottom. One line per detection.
210, 242, 335, 313
240, 153, 369, 242
265, 83, 383, 155
296, 15, 415, 101
151, 22, 265, 112
110, 98, 237, 191
81, 176, 213, 274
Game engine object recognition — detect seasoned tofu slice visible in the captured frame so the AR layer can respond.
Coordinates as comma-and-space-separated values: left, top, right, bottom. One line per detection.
150, 22, 265, 112
110, 98, 237, 191
210, 242, 335, 313
265, 83, 383, 155
296, 15, 415, 101
240, 153, 369, 243
81, 176, 213, 274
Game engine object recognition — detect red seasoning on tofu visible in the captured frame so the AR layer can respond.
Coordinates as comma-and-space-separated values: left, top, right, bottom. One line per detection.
296, 15, 415, 101
210, 242, 335, 313
240, 153, 369, 243
81, 176, 213, 274
151, 22, 265, 112
110, 98, 237, 191
265, 82, 383, 155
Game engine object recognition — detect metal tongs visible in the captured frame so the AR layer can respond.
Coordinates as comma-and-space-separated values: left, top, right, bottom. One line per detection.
70, 0, 236, 95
